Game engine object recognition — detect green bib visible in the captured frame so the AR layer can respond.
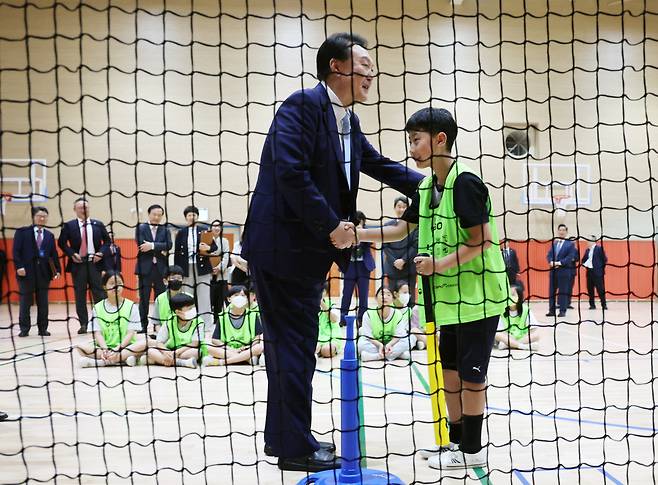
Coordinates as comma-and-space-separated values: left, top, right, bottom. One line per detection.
217, 306, 260, 349
93, 299, 136, 349
317, 297, 344, 351
155, 292, 174, 326
500, 304, 530, 340
165, 315, 208, 357
366, 308, 403, 344
417, 161, 509, 325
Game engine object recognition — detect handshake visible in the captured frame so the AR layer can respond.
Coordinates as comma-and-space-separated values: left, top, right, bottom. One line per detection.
329, 221, 357, 249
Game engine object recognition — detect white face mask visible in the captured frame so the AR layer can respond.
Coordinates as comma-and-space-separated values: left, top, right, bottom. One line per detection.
231, 295, 248, 309
181, 308, 197, 321
398, 293, 410, 306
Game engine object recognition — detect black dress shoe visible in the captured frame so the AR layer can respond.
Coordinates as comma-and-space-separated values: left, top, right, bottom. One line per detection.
545, 312, 555, 317
558, 312, 566, 317
18, 331, 29, 337
0, 411, 8, 421
567, 305, 574, 309
77, 327, 87, 335
602, 305, 608, 310
265, 441, 335, 457
38, 331, 51, 337
589, 305, 596, 310
278, 449, 341, 472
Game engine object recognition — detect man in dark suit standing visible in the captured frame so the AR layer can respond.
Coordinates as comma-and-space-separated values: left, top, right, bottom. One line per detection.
173, 206, 213, 331
501, 239, 521, 286
58, 198, 110, 334
382, 196, 418, 305
135, 204, 172, 332
100, 230, 122, 275
13, 206, 61, 337
582, 235, 608, 310
242, 33, 423, 471
546, 224, 578, 317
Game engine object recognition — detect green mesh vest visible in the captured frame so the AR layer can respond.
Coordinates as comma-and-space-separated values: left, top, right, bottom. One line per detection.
317, 297, 343, 350
93, 299, 136, 349
417, 161, 509, 325
165, 315, 208, 357
500, 304, 530, 340
217, 306, 260, 349
366, 308, 403, 344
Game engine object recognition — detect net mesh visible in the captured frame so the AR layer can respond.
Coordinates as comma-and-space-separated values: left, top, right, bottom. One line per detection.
1, 1, 657, 484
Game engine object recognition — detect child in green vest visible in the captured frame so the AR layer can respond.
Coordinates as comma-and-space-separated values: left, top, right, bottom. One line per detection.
357, 286, 415, 362
357, 107, 509, 469
146, 292, 206, 368
393, 281, 426, 350
316, 282, 343, 358
203, 285, 263, 366
148, 265, 186, 333
496, 282, 541, 350
76, 271, 146, 367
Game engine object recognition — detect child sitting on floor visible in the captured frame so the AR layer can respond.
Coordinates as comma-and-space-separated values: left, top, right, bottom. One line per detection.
76, 271, 145, 367
316, 282, 344, 358
146, 292, 207, 368
496, 282, 541, 351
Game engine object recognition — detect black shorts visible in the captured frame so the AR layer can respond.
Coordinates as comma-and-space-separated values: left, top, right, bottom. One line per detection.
439, 315, 499, 384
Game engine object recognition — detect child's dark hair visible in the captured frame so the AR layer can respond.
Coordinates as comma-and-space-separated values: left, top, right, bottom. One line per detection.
227, 285, 247, 298
355, 210, 367, 227
375, 285, 392, 298
393, 196, 409, 208
170, 292, 195, 311
405, 107, 458, 151
183, 205, 199, 217
393, 280, 409, 294
506, 282, 525, 316
101, 270, 123, 287
165, 265, 184, 278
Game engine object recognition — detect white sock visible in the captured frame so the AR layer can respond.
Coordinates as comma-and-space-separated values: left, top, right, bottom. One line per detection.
360, 351, 381, 362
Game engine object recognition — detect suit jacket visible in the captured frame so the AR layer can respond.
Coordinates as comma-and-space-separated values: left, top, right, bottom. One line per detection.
546, 239, 578, 272
582, 245, 607, 277
382, 221, 418, 278
13, 225, 61, 280
102, 244, 122, 273
348, 241, 375, 273
173, 225, 212, 277
134, 223, 172, 275
58, 218, 110, 272
242, 83, 424, 279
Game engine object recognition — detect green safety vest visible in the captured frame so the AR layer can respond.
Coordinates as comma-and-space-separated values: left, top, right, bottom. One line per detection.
93, 299, 136, 349
417, 161, 509, 325
217, 306, 260, 349
500, 305, 530, 340
317, 297, 343, 351
155, 292, 174, 326
366, 308, 403, 345
165, 314, 208, 357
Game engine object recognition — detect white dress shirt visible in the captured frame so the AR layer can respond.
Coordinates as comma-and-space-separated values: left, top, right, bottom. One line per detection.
187, 227, 197, 264
583, 246, 595, 269
323, 83, 351, 188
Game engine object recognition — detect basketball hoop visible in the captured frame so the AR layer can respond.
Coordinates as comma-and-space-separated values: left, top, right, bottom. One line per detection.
552, 195, 570, 221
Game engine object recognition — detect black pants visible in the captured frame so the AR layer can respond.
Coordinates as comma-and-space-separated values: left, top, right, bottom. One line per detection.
250, 265, 324, 458
210, 278, 227, 323
586, 270, 607, 308
18, 274, 50, 334
71, 262, 106, 328
138, 265, 166, 330
548, 268, 571, 314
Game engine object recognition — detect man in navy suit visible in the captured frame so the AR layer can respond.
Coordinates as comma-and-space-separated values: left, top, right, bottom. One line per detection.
58, 198, 110, 334
242, 33, 423, 471
173, 206, 213, 330
582, 235, 608, 310
546, 224, 578, 317
101, 230, 122, 274
135, 204, 172, 332
340, 211, 375, 324
13, 206, 61, 337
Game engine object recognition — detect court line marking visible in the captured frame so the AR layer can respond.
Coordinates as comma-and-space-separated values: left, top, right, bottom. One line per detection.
515, 465, 626, 485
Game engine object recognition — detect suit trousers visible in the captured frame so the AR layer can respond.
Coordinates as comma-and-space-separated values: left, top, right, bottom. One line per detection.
340, 261, 371, 322
71, 261, 106, 328
18, 273, 50, 333
586, 270, 607, 307
250, 264, 324, 458
548, 268, 571, 314
183, 263, 213, 331
138, 264, 166, 330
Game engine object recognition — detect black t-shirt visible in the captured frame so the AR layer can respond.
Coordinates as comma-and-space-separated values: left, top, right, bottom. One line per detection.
401, 172, 489, 229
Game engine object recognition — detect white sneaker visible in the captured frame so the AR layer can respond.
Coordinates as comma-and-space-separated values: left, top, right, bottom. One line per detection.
176, 358, 197, 369
428, 448, 487, 469
80, 357, 104, 368
202, 356, 219, 367
139, 355, 147, 366
416, 341, 426, 350
419, 442, 458, 459
250, 356, 259, 366
125, 356, 137, 367
400, 350, 411, 361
